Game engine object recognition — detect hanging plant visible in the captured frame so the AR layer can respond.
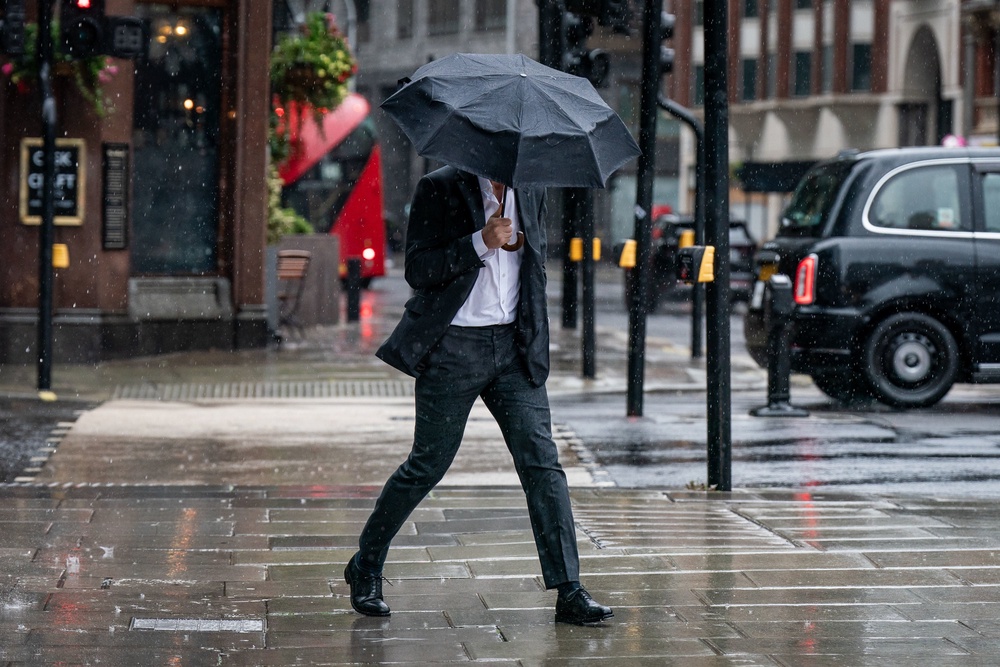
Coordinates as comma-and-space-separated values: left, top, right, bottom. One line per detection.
269, 12, 357, 161
0, 22, 118, 117
267, 161, 313, 245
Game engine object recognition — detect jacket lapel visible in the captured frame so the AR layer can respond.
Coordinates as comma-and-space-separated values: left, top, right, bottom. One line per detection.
455, 170, 485, 232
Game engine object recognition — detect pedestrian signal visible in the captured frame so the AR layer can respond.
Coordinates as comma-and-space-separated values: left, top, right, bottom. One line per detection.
676, 245, 715, 283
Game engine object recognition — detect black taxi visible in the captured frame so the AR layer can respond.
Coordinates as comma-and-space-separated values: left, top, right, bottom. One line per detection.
744, 147, 1000, 408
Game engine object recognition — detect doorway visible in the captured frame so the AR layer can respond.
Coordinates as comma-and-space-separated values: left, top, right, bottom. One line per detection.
131, 6, 223, 275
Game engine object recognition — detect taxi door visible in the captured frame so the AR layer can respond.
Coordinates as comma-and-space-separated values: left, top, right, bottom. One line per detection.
972, 164, 1000, 373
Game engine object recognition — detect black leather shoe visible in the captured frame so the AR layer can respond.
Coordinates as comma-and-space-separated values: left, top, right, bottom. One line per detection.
344, 556, 391, 617
555, 587, 613, 625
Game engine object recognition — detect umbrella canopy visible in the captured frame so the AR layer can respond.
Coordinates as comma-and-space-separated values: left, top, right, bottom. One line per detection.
380, 53, 641, 189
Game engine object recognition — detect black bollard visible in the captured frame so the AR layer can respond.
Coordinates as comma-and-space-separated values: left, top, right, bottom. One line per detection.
750, 274, 809, 417
346, 258, 362, 322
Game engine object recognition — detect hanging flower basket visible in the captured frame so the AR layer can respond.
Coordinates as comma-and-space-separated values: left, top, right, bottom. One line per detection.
0, 22, 118, 117
269, 12, 357, 162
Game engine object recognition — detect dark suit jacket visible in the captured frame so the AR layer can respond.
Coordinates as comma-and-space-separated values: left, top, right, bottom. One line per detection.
376, 167, 550, 386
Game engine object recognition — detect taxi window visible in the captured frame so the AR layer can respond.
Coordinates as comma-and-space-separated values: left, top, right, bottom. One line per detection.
869, 165, 965, 231
981, 172, 1000, 233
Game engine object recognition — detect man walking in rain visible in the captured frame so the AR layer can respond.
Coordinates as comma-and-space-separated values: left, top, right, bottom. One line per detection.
343, 166, 614, 625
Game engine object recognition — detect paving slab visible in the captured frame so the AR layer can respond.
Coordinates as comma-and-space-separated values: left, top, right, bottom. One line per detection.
2, 273, 1000, 662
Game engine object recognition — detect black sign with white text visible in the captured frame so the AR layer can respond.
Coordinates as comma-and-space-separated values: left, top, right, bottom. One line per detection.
20, 138, 85, 225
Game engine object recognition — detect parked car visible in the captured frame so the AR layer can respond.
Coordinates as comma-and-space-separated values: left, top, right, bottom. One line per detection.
628, 214, 757, 311
744, 147, 1000, 408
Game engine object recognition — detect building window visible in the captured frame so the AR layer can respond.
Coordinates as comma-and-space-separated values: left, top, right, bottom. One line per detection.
475, 0, 506, 31
766, 53, 776, 99
852, 43, 872, 92
742, 58, 757, 101
428, 0, 460, 35
793, 51, 811, 96
795, 0, 812, 9
744, 0, 759, 18
356, 0, 371, 43
397, 0, 413, 38
694, 0, 704, 25
693, 64, 704, 105
822, 45, 832, 93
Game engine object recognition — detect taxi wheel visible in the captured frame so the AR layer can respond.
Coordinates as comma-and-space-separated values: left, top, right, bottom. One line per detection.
862, 313, 958, 409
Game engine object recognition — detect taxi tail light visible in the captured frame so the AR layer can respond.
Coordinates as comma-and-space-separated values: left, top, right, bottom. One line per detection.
794, 254, 817, 305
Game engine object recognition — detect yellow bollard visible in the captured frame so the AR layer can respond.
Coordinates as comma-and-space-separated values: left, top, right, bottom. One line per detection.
618, 239, 637, 269
569, 237, 583, 262
592, 238, 601, 262
52, 244, 69, 269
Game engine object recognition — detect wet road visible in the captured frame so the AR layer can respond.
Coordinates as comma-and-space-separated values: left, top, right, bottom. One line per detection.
551, 386, 1000, 498
0, 397, 96, 483
538, 266, 1000, 497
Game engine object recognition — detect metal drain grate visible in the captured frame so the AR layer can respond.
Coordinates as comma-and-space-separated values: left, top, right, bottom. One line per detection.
131, 617, 264, 632
113, 380, 415, 401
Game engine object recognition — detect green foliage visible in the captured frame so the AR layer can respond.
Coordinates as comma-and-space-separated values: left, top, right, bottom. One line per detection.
267, 162, 313, 245
0, 22, 118, 117
267, 12, 356, 241
269, 12, 357, 161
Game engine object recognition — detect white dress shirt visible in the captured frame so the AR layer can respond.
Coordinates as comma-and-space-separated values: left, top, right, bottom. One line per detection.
450, 177, 523, 326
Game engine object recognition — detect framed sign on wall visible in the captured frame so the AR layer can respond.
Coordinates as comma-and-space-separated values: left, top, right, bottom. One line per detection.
19, 138, 86, 226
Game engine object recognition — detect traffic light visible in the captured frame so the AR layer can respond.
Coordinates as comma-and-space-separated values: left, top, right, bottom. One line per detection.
599, 0, 631, 34
658, 11, 676, 76
564, 0, 632, 33
60, 0, 148, 60
562, 11, 611, 88
61, 0, 106, 59
1, 0, 25, 55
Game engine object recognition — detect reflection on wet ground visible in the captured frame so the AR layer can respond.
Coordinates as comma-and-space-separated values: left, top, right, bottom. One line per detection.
2, 484, 1000, 663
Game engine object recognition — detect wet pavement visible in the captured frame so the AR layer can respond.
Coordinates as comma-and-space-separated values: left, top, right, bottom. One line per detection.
2, 267, 1000, 664
0, 397, 96, 484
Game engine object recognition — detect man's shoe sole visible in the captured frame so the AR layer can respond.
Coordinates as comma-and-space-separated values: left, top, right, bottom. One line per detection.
555, 610, 614, 625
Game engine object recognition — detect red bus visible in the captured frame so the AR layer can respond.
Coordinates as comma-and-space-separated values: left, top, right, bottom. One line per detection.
277, 93, 386, 285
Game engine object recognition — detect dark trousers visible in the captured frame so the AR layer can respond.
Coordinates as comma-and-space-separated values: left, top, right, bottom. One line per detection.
358, 323, 580, 588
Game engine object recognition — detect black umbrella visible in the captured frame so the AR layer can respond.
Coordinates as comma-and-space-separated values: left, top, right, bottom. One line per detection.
380, 53, 641, 189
